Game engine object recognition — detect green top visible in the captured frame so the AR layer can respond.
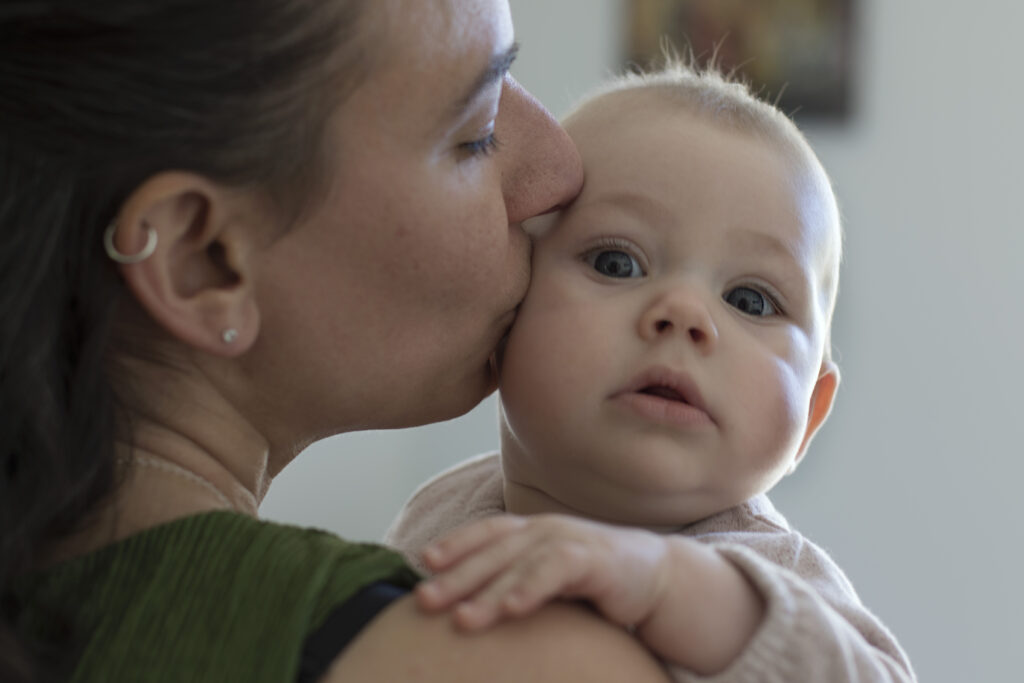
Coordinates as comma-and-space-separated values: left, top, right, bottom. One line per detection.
13, 511, 420, 682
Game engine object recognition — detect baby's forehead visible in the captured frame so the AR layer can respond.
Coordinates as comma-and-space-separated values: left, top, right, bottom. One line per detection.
548, 101, 840, 306
566, 92, 837, 247
560, 90, 662, 153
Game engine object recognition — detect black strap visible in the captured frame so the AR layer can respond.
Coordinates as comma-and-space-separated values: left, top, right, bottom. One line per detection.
295, 581, 409, 683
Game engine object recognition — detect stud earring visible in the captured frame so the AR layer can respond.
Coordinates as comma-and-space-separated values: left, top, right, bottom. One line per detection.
222, 328, 238, 344
103, 222, 157, 264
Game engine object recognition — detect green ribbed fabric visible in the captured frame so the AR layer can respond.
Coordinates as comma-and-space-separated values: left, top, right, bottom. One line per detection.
13, 511, 420, 682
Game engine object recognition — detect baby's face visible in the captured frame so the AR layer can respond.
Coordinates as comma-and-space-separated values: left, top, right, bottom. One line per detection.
499, 95, 840, 527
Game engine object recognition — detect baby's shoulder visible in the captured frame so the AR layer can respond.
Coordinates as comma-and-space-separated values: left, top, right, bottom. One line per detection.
384, 452, 505, 567
682, 496, 856, 595
403, 451, 503, 511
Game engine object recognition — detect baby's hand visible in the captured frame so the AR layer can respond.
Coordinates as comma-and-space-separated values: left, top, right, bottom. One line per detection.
415, 514, 672, 632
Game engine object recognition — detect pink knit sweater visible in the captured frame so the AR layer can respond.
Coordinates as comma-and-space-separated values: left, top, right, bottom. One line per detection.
386, 452, 916, 683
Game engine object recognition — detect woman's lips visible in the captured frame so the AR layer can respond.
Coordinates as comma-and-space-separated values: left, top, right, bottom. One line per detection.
610, 366, 714, 429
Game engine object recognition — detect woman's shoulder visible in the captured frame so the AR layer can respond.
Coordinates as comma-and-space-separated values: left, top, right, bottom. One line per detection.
17, 511, 418, 682
322, 596, 672, 683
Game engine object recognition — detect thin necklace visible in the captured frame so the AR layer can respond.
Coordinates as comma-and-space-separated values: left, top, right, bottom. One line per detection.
131, 454, 245, 512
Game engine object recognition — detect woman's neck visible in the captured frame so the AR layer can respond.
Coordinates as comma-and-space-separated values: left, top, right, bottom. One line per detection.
42, 354, 272, 567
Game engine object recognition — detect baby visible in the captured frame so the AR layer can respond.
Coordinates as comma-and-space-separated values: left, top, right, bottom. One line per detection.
387, 63, 915, 681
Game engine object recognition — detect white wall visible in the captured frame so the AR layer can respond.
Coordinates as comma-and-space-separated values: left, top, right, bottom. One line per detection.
261, 1, 1024, 681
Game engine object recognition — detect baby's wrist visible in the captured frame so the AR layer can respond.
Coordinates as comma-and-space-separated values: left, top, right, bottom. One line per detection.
635, 539, 765, 675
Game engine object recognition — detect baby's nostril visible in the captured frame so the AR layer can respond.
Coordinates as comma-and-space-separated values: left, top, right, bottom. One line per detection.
655, 320, 672, 333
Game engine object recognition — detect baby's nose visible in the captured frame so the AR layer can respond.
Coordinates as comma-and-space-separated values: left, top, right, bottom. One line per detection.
639, 289, 719, 352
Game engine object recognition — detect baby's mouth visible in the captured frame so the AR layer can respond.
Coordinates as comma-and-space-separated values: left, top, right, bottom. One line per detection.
612, 365, 715, 426
612, 374, 715, 429
638, 385, 689, 404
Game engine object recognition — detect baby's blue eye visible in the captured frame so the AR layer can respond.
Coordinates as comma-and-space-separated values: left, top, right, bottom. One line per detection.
724, 286, 776, 316
588, 250, 643, 278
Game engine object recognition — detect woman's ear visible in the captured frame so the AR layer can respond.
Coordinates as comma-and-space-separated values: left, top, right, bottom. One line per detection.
108, 171, 263, 356
791, 359, 841, 469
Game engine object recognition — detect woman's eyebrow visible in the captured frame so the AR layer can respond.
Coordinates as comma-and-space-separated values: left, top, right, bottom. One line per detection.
449, 42, 520, 118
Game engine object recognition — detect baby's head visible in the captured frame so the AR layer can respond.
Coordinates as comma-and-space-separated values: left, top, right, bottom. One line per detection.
498, 62, 842, 528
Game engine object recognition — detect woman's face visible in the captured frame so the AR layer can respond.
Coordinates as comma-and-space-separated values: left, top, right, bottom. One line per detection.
249, 0, 583, 442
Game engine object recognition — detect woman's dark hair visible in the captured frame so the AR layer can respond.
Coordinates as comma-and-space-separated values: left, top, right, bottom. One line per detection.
0, 1, 369, 679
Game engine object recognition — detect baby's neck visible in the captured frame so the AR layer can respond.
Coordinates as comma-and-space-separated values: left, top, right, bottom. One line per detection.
502, 477, 582, 517
502, 477, 682, 533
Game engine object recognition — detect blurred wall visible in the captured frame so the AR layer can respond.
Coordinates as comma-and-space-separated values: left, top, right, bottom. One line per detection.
261, 1, 1024, 681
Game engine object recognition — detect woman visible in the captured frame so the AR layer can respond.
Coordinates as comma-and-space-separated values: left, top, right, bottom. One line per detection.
1, 0, 672, 681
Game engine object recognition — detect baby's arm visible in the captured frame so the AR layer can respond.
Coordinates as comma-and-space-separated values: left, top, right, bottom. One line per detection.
416, 514, 763, 676
389, 456, 915, 680
418, 511, 917, 682
661, 541, 916, 682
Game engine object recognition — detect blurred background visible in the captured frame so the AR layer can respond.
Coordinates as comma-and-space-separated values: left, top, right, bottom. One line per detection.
262, 1, 1024, 680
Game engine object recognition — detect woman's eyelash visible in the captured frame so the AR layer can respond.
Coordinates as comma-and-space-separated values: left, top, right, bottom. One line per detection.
460, 133, 500, 157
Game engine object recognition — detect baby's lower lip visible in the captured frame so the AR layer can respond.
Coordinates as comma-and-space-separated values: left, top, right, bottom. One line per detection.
612, 392, 714, 429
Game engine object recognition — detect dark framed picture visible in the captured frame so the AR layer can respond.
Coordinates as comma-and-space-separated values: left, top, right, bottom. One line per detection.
627, 0, 855, 119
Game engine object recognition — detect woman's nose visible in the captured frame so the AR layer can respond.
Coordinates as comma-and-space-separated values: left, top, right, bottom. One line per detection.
638, 288, 719, 352
497, 77, 584, 224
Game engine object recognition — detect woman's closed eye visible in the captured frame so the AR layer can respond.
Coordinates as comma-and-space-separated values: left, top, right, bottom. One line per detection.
584, 247, 645, 279
459, 132, 500, 159
724, 285, 780, 317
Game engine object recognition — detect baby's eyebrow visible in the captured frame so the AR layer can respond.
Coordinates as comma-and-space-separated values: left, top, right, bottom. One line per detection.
585, 190, 676, 227
725, 228, 803, 266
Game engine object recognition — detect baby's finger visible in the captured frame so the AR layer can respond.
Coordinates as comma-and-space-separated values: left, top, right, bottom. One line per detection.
499, 542, 592, 616
421, 515, 528, 572
450, 558, 544, 630
452, 543, 591, 630
416, 528, 534, 611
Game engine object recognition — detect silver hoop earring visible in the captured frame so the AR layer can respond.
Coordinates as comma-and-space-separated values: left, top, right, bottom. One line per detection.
222, 328, 239, 344
104, 222, 157, 264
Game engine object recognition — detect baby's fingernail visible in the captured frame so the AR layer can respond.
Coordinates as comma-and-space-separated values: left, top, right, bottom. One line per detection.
455, 601, 484, 628
504, 592, 524, 610
423, 545, 443, 565
417, 580, 443, 603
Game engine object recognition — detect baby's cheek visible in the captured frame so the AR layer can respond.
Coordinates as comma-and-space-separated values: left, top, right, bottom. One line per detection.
502, 283, 597, 388
499, 314, 568, 424
500, 298, 603, 445
739, 360, 810, 479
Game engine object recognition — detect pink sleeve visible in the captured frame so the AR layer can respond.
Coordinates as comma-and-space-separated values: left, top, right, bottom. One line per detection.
664, 499, 915, 682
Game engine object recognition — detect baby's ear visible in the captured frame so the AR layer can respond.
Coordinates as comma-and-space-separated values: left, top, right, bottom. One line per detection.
792, 360, 841, 467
